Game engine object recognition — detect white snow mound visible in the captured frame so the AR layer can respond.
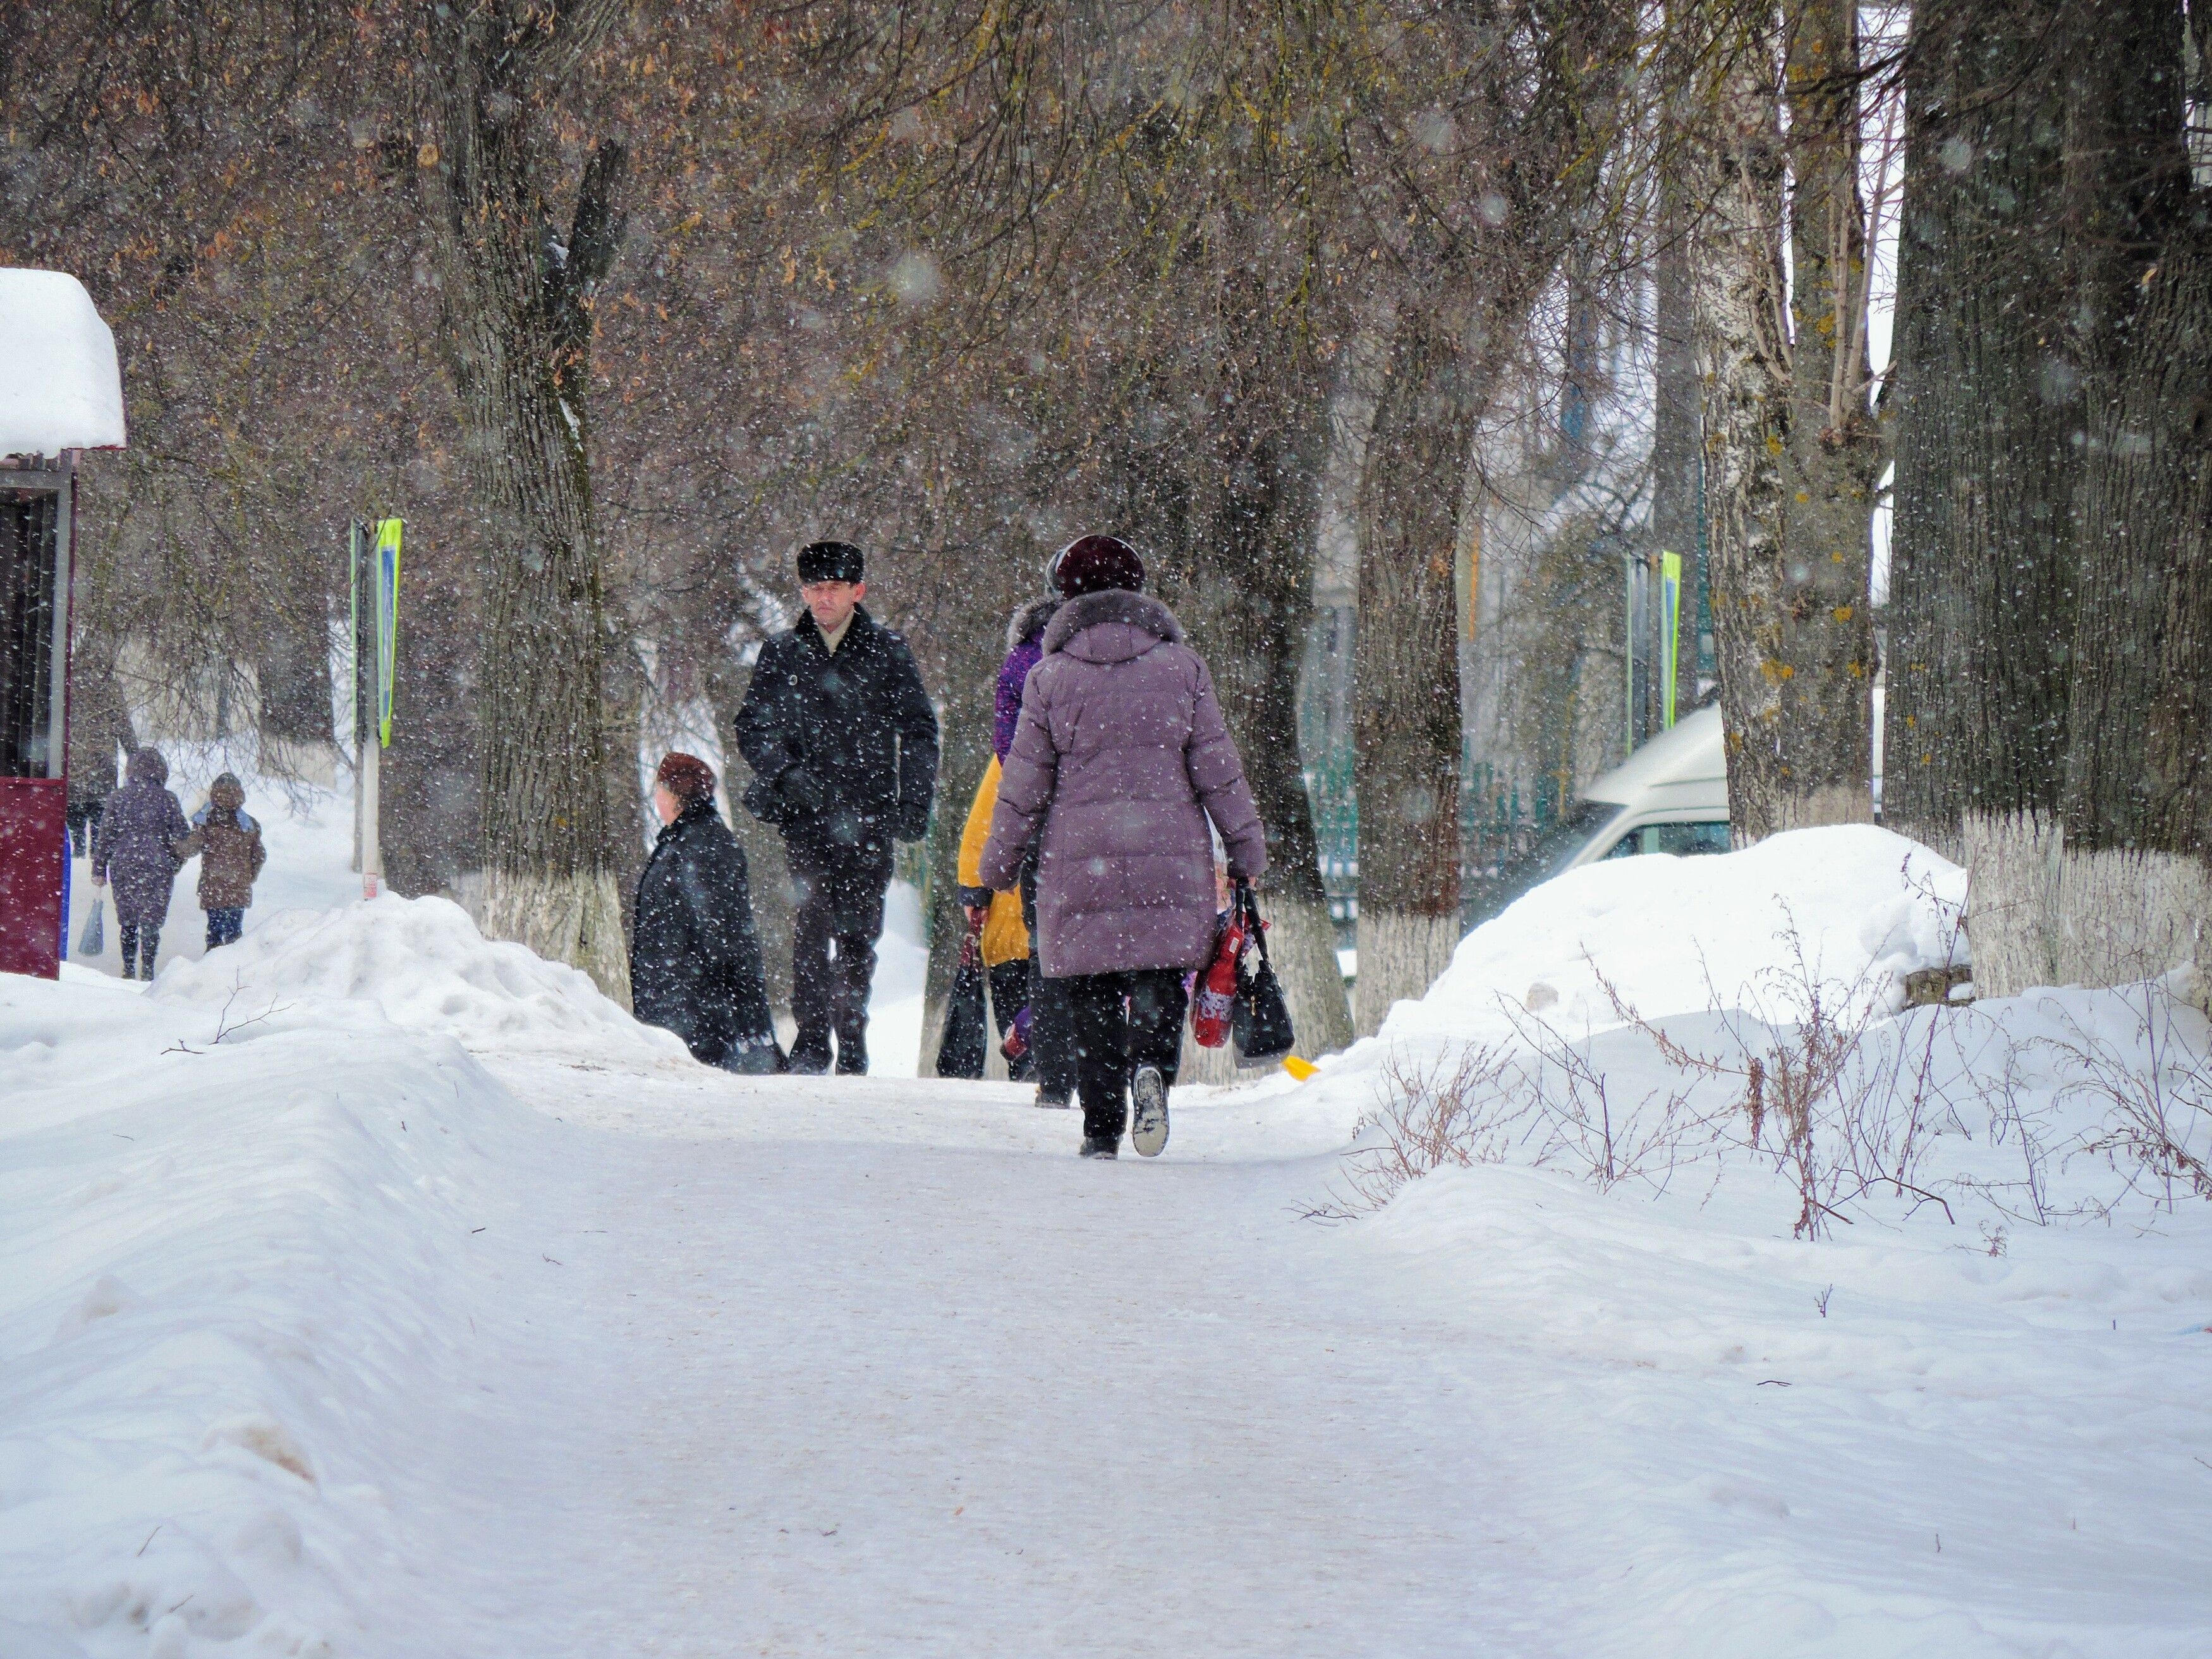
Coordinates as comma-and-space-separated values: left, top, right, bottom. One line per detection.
150, 894, 690, 1066
1383, 824, 1964, 1045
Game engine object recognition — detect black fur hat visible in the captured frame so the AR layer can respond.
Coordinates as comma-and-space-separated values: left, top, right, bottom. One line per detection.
797, 540, 865, 584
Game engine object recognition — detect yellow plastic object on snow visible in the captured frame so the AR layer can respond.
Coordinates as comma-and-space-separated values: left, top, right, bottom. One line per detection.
1281, 1055, 1318, 1081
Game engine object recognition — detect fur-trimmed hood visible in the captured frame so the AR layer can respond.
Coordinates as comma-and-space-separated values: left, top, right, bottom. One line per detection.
1005, 594, 1062, 652
1041, 588, 1184, 663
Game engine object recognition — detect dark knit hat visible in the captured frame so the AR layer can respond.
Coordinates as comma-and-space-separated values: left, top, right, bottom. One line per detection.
655, 752, 717, 806
797, 540, 865, 585
1054, 533, 1144, 597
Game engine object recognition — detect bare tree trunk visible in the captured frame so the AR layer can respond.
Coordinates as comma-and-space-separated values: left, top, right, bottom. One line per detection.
1774, 0, 1880, 829
1164, 266, 1356, 1060
415, 0, 630, 996
1687, 15, 1792, 844
2052, 0, 2211, 997
1352, 301, 1479, 1033
1885, 0, 2075, 885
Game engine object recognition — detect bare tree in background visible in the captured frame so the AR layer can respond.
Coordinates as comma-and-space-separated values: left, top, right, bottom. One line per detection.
2045, 0, 2212, 997
413, 0, 631, 997
1687, 0, 1885, 846
1884, 0, 2075, 880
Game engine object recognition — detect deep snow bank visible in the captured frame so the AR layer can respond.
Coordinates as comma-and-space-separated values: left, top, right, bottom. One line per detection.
1391, 824, 1966, 1046
0, 969, 566, 1657
1285, 830, 2212, 1655
149, 896, 689, 1069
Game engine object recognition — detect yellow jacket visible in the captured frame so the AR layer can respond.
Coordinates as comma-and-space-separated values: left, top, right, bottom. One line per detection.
957, 757, 1031, 967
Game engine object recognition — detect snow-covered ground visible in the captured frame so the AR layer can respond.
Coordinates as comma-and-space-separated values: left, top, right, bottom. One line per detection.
6, 821, 2210, 1656
60, 753, 931, 1078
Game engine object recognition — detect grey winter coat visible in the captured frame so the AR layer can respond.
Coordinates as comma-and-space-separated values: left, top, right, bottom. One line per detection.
92, 749, 191, 927
979, 588, 1267, 978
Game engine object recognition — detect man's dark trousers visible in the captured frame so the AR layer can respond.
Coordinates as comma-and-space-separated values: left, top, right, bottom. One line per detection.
787, 834, 893, 1074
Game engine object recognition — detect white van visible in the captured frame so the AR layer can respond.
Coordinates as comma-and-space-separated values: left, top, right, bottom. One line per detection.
1464, 705, 1730, 927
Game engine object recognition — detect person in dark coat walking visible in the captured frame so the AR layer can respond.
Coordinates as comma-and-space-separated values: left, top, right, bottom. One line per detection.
632, 753, 784, 1074
174, 772, 266, 951
91, 747, 191, 980
980, 535, 1268, 1158
734, 540, 939, 1074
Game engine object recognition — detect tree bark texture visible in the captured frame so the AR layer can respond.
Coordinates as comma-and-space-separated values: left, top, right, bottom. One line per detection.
1687, 20, 1793, 845
1352, 301, 1480, 1034
1775, 0, 1880, 829
1885, 0, 2075, 860
2045, 0, 2211, 997
1158, 267, 1356, 1059
416, 0, 630, 997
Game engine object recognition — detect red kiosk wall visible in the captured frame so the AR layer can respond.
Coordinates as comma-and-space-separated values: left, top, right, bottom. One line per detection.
0, 777, 64, 977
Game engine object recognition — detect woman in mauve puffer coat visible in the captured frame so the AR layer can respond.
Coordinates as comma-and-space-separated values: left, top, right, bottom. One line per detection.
92, 747, 191, 980
979, 534, 1267, 1160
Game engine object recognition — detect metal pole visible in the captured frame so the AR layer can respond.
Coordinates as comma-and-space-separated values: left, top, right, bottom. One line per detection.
349, 521, 364, 875
1624, 549, 1636, 762
363, 729, 381, 899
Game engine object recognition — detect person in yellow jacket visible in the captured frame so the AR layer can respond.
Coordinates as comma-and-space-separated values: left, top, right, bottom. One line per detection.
956, 755, 1043, 1085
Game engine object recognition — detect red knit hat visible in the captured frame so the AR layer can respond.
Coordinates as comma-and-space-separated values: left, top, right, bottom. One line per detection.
655, 752, 717, 805
1054, 533, 1145, 597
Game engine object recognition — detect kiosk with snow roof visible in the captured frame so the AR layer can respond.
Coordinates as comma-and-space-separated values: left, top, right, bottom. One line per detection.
0, 269, 126, 978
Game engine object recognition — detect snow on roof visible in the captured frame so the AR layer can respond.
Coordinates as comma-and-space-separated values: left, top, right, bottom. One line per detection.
0, 268, 126, 459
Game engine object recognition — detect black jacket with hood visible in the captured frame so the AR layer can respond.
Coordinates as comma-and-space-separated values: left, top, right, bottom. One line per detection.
631, 799, 782, 1073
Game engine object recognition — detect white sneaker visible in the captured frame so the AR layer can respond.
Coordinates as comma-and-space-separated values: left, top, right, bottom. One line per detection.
1129, 1065, 1169, 1157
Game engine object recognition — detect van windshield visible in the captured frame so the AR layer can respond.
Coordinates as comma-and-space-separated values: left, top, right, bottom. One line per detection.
1462, 799, 1625, 930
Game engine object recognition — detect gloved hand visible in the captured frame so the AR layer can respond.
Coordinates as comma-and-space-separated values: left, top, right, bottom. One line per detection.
779, 767, 826, 815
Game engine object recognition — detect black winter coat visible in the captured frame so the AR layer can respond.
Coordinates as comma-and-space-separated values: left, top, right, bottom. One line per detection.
631, 801, 782, 1073
734, 607, 940, 853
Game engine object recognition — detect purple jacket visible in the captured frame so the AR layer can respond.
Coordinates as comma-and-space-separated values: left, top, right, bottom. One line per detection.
93, 750, 191, 927
980, 589, 1268, 978
993, 596, 1060, 762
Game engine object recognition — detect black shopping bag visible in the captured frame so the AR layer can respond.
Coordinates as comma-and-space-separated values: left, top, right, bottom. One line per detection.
1231, 883, 1297, 1069
934, 920, 989, 1080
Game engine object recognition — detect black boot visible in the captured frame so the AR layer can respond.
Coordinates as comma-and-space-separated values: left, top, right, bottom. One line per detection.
787, 1030, 831, 1075
1079, 1135, 1118, 1159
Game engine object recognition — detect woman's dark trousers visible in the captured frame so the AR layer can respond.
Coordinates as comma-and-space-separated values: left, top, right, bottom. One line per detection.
1059, 969, 1187, 1146
986, 959, 1036, 1081
1019, 853, 1078, 1103
206, 908, 245, 950
118, 920, 161, 980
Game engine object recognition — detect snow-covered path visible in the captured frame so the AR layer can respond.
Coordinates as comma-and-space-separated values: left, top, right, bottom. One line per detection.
11, 856, 2212, 1658
392, 1064, 1567, 1658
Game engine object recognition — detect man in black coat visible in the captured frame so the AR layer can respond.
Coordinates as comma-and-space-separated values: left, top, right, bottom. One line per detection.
632, 753, 784, 1074
735, 540, 940, 1074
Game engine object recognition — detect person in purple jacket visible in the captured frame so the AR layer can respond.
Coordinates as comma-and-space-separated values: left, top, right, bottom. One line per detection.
965, 583, 1078, 1107
90, 748, 192, 980
979, 535, 1268, 1158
